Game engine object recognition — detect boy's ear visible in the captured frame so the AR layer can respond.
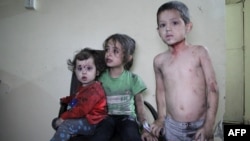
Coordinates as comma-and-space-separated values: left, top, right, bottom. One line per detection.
186, 22, 193, 33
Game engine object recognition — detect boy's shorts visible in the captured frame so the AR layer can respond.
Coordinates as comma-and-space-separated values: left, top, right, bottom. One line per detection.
164, 116, 204, 141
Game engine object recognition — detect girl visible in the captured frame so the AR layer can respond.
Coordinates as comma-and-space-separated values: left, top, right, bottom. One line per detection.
50, 48, 107, 141
98, 33, 157, 141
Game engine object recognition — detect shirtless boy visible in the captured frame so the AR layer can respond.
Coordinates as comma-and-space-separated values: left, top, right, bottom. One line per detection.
150, 1, 219, 141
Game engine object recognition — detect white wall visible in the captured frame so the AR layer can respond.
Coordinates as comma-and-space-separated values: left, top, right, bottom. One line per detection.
0, 0, 225, 141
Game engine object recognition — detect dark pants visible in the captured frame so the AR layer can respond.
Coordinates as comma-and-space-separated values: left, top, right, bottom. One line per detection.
71, 115, 142, 141
69, 116, 114, 141
111, 115, 142, 141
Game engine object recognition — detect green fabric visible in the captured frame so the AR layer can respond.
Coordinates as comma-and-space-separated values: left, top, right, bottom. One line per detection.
99, 70, 146, 118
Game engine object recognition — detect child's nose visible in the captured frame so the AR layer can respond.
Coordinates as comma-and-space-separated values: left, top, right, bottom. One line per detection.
106, 50, 112, 56
166, 25, 171, 31
82, 68, 87, 73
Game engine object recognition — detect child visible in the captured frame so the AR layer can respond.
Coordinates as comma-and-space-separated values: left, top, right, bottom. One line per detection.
150, 1, 219, 141
98, 33, 157, 141
50, 48, 107, 141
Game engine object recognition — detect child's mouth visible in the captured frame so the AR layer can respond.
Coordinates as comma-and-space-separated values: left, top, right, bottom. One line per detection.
82, 76, 87, 80
106, 58, 112, 63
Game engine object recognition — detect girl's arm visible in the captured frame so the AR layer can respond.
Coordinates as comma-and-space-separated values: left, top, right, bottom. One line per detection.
135, 93, 146, 124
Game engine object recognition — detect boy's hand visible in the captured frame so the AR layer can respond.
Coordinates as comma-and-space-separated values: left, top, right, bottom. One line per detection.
195, 127, 214, 141
141, 129, 158, 141
150, 119, 164, 137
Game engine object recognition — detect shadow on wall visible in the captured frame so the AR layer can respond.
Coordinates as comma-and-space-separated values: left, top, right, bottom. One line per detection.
0, 70, 58, 141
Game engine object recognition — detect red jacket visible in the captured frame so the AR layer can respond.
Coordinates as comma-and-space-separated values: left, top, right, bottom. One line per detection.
60, 81, 107, 124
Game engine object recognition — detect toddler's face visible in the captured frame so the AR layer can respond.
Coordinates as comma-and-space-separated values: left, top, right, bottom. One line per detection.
74, 57, 97, 86
157, 9, 190, 46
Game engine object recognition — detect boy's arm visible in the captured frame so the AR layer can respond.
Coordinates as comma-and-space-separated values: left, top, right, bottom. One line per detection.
199, 46, 219, 139
151, 56, 166, 137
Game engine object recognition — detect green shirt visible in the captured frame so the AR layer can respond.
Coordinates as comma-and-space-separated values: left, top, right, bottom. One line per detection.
99, 70, 146, 118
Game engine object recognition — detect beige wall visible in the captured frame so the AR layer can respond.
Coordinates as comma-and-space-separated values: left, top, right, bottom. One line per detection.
225, 0, 250, 124
244, 0, 250, 124
0, 0, 225, 141
225, 2, 244, 123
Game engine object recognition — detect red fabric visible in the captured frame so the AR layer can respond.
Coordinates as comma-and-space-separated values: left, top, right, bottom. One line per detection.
60, 81, 107, 124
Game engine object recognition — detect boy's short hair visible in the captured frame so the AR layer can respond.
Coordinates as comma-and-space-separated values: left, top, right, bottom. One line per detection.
157, 1, 190, 25
68, 48, 106, 75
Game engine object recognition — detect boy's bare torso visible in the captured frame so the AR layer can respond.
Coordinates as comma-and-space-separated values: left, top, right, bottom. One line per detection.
158, 45, 207, 122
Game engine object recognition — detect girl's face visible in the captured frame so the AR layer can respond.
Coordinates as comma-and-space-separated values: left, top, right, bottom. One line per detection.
74, 57, 97, 86
104, 39, 124, 68
157, 9, 191, 46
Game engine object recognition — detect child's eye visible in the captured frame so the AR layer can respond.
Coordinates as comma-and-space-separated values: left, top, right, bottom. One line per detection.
104, 47, 109, 52
77, 67, 82, 71
172, 21, 179, 25
159, 23, 165, 28
86, 66, 92, 71
114, 49, 119, 54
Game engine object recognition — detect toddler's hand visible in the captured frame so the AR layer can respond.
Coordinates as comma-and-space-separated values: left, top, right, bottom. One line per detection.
55, 118, 64, 127
52, 117, 64, 130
